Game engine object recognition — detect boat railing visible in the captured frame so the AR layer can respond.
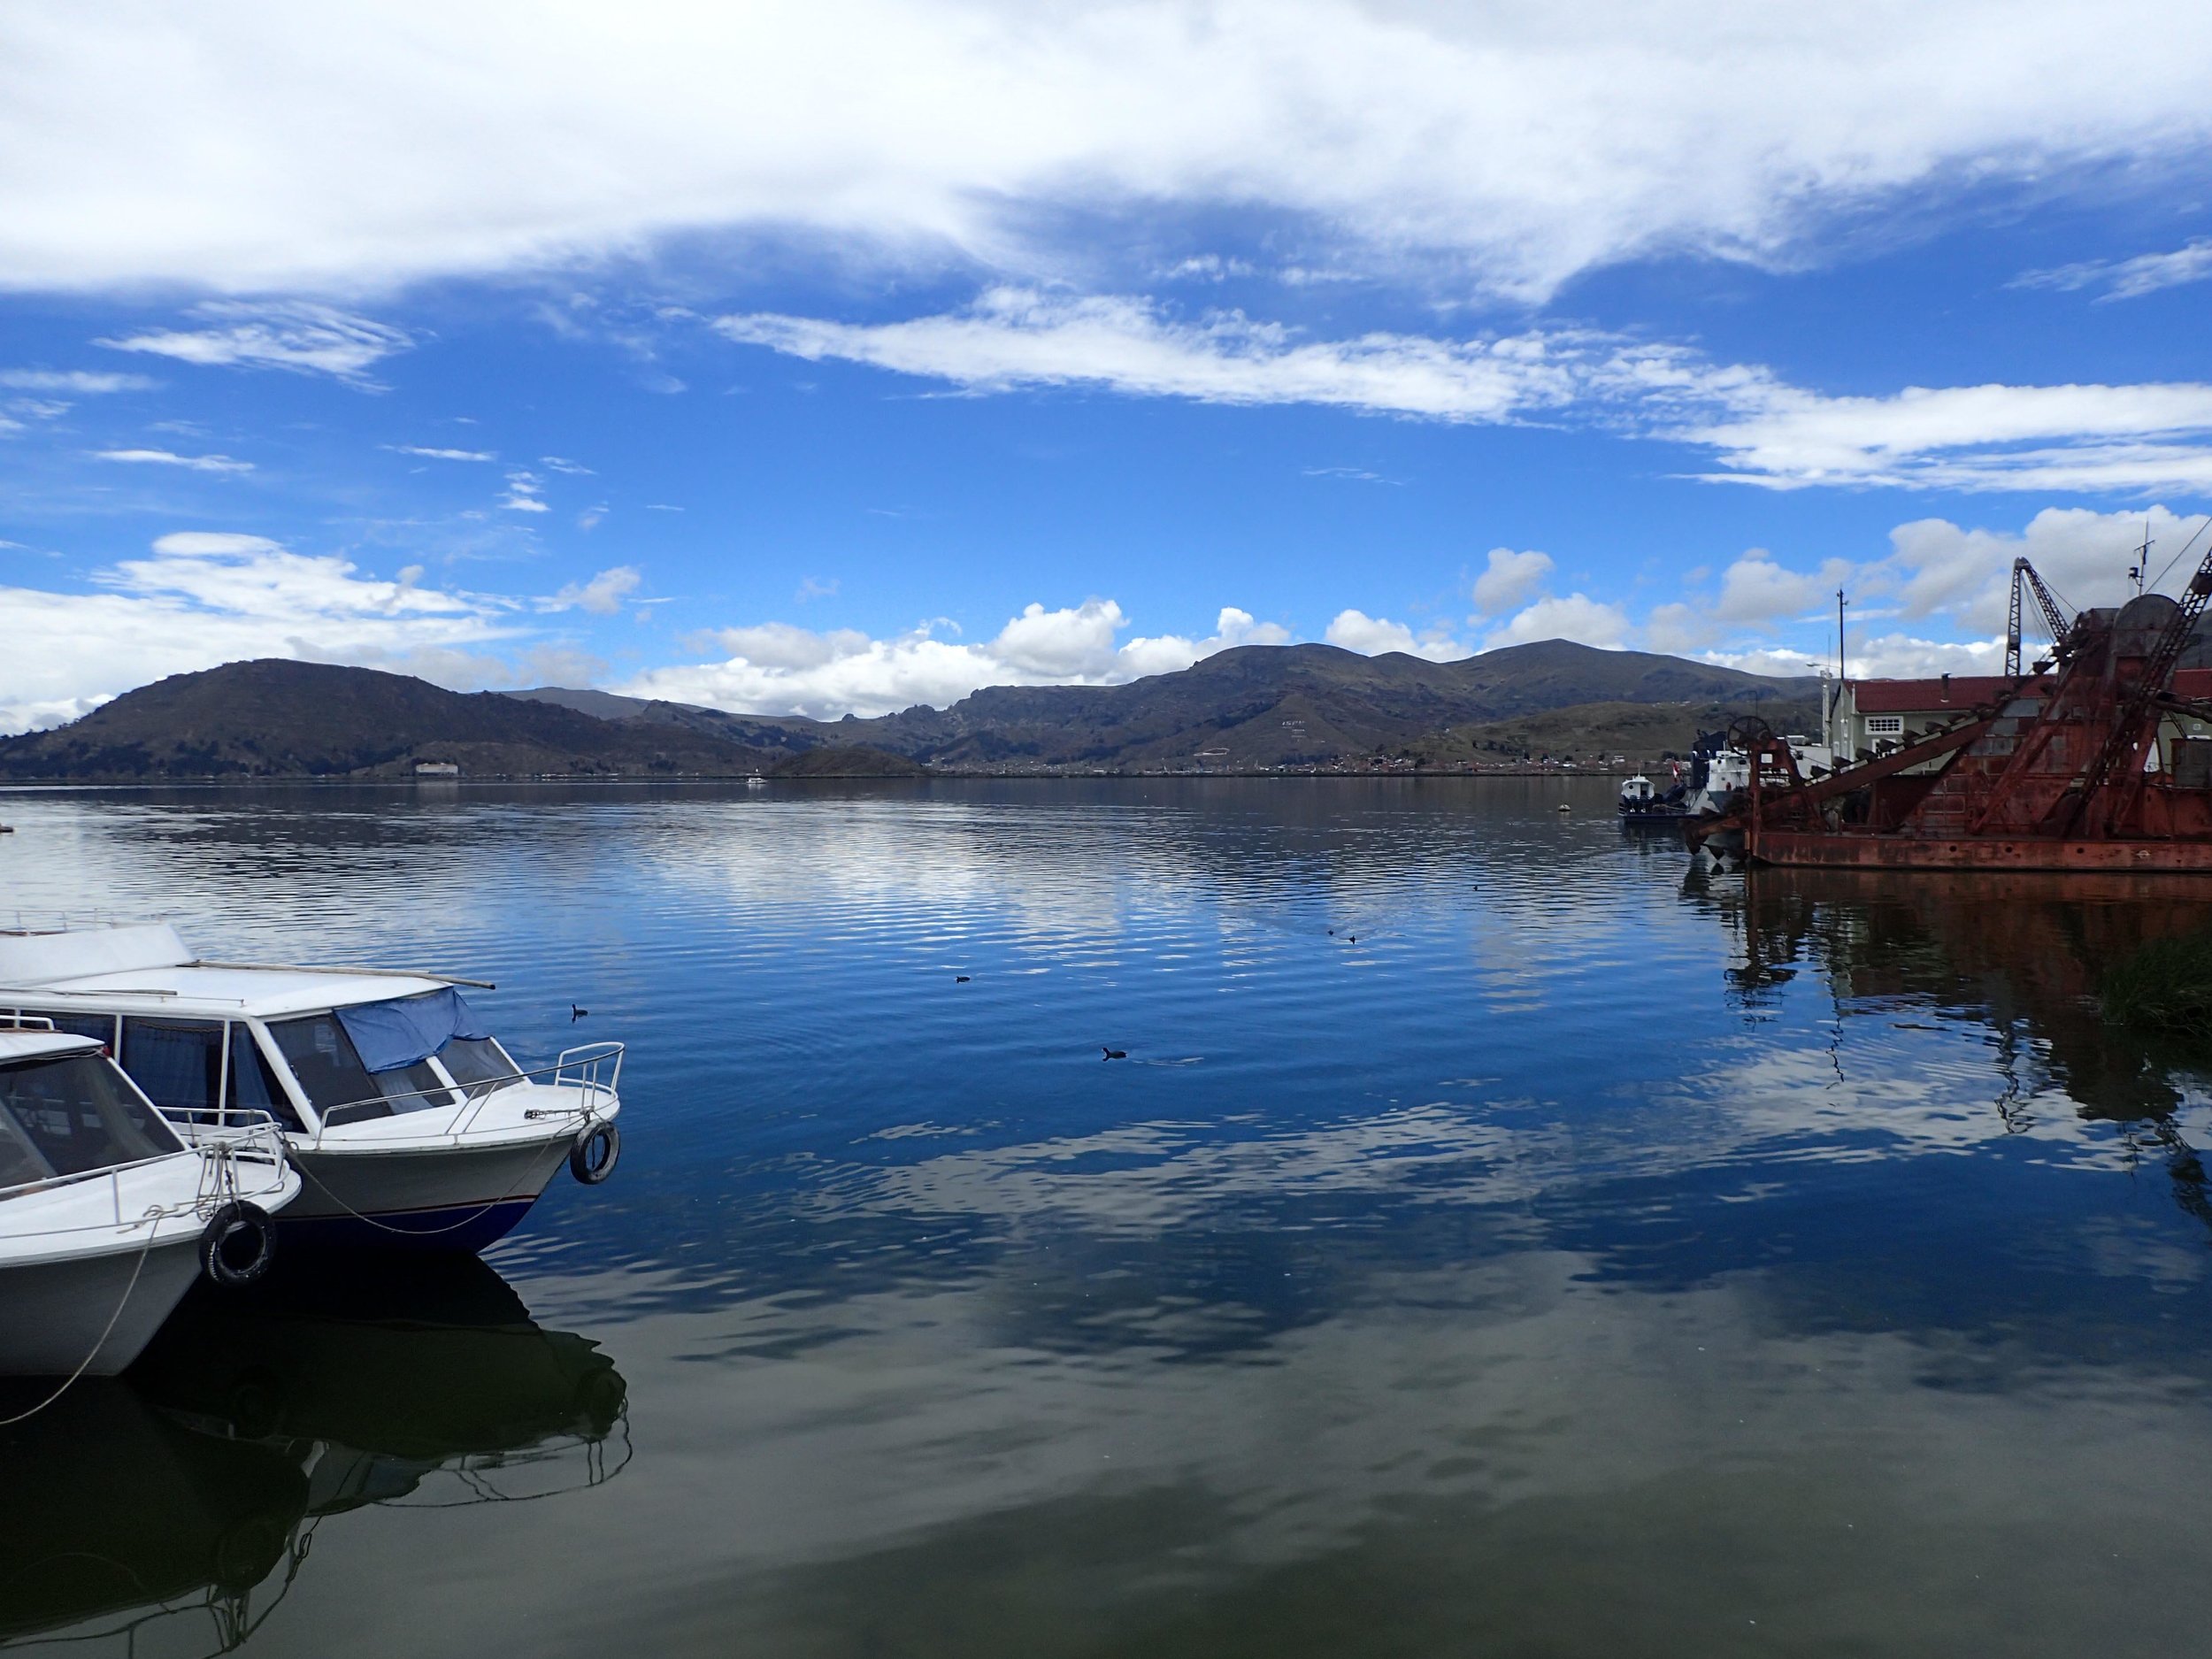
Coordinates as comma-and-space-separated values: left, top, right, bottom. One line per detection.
308, 1043, 624, 1146
1, 1118, 290, 1230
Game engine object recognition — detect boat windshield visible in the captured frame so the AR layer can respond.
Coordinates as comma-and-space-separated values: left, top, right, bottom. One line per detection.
437, 1035, 523, 1099
0, 1052, 183, 1187
267, 1014, 457, 1125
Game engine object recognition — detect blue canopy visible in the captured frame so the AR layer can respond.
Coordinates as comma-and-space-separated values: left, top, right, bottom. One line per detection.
335, 988, 490, 1073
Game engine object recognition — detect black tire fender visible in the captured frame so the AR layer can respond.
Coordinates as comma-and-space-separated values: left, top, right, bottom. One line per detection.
199, 1201, 278, 1287
571, 1121, 621, 1186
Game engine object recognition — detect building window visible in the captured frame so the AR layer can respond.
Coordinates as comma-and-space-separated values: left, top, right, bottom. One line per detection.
1866, 716, 1904, 736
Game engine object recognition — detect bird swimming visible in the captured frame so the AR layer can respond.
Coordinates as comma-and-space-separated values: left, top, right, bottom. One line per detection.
571, 1003, 589, 1021
1102, 1046, 1126, 1061
955, 975, 971, 983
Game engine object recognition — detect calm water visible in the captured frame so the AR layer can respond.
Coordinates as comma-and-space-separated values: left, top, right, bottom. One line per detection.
6, 779, 2212, 1656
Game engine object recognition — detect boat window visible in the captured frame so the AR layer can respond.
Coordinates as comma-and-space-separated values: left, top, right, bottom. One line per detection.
0, 1110, 45, 1187
227, 1023, 304, 1132
438, 1035, 522, 1098
267, 1015, 456, 1124
0, 1051, 183, 1179
120, 1018, 226, 1120
11, 1010, 117, 1048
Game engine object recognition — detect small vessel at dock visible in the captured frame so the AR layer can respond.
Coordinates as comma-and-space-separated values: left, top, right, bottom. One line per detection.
0, 925, 623, 1253
1617, 773, 1689, 822
1, 1025, 297, 1377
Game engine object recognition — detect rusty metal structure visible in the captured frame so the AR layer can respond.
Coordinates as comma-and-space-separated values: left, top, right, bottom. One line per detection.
1689, 548, 2212, 872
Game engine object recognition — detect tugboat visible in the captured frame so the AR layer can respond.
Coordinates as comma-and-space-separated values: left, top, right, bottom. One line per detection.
1618, 772, 1690, 822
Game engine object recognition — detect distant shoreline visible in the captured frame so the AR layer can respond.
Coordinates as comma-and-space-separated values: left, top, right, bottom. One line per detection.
0, 767, 1654, 790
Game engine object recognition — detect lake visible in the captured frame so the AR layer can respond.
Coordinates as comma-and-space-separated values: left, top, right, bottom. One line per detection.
5, 778, 2212, 1657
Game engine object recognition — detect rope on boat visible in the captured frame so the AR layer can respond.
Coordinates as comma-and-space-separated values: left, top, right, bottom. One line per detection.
0, 1208, 162, 1426
0, 1141, 289, 1422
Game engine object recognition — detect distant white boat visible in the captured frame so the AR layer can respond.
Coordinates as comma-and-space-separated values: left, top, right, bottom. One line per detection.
0, 925, 623, 1255
1, 1025, 297, 1377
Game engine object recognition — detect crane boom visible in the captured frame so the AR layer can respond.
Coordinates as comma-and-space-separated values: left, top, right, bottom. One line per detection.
2004, 557, 2074, 677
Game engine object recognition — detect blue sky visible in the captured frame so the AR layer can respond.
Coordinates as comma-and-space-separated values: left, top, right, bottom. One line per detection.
4, 1, 2212, 729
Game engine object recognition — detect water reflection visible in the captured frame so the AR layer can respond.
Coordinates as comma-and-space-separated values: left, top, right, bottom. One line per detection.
1697, 866, 2212, 1227
12, 783, 2212, 1654
0, 1257, 626, 1655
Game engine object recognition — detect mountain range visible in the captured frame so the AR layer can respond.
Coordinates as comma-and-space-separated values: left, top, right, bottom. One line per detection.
0, 641, 1818, 781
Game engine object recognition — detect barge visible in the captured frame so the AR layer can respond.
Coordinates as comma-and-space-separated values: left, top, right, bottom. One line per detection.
1688, 550, 2212, 873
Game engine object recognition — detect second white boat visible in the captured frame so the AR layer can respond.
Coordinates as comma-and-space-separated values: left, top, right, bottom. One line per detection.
0, 925, 623, 1254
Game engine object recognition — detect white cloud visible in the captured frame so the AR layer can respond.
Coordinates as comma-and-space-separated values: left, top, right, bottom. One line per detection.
624, 601, 1287, 718
1302, 465, 1401, 484
540, 455, 594, 474
1655, 504, 2209, 673
0, 369, 151, 392
1644, 602, 1714, 657
1686, 381, 2212, 492
0, 532, 525, 732
1471, 547, 1554, 616
97, 302, 409, 383
1325, 610, 1463, 662
499, 469, 549, 512
545, 565, 641, 616
1481, 594, 1632, 651
1710, 549, 1852, 627
2015, 238, 2212, 302
1874, 504, 2210, 634
721, 290, 2212, 495
2, 4, 2210, 298
718, 288, 1699, 424
389, 444, 495, 461
1706, 634, 2001, 682
95, 447, 252, 473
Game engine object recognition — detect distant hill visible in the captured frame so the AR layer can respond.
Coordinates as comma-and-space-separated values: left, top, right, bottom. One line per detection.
507, 686, 835, 754
512, 640, 1815, 770
0, 641, 1817, 781
0, 660, 776, 780
1412, 695, 1824, 768
767, 745, 927, 779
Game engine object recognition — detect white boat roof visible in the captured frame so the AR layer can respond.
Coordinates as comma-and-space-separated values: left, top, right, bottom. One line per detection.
0, 923, 451, 1019
0, 1029, 101, 1063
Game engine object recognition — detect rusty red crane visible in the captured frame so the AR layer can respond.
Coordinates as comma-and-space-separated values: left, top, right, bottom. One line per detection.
1688, 540, 2212, 872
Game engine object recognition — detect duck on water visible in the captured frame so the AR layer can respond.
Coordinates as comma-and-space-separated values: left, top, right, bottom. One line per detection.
1, 1024, 300, 1378
0, 924, 623, 1254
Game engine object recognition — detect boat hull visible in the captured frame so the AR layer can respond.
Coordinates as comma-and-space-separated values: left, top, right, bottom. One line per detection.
0, 1239, 202, 1377
1743, 831, 2212, 872
284, 1134, 579, 1253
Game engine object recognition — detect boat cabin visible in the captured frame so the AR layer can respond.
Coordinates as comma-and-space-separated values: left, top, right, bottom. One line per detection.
0, 926, 524, 1139
0, 1028, 187, 1194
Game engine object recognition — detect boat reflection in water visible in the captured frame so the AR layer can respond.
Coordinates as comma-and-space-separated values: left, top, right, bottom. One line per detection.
0, 1256, 626, 1654
1686, 864, 2212, 1224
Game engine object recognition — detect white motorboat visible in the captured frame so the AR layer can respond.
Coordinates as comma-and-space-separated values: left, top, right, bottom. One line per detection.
1, 1025, 298, 1378
0, 924, 624, 1255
